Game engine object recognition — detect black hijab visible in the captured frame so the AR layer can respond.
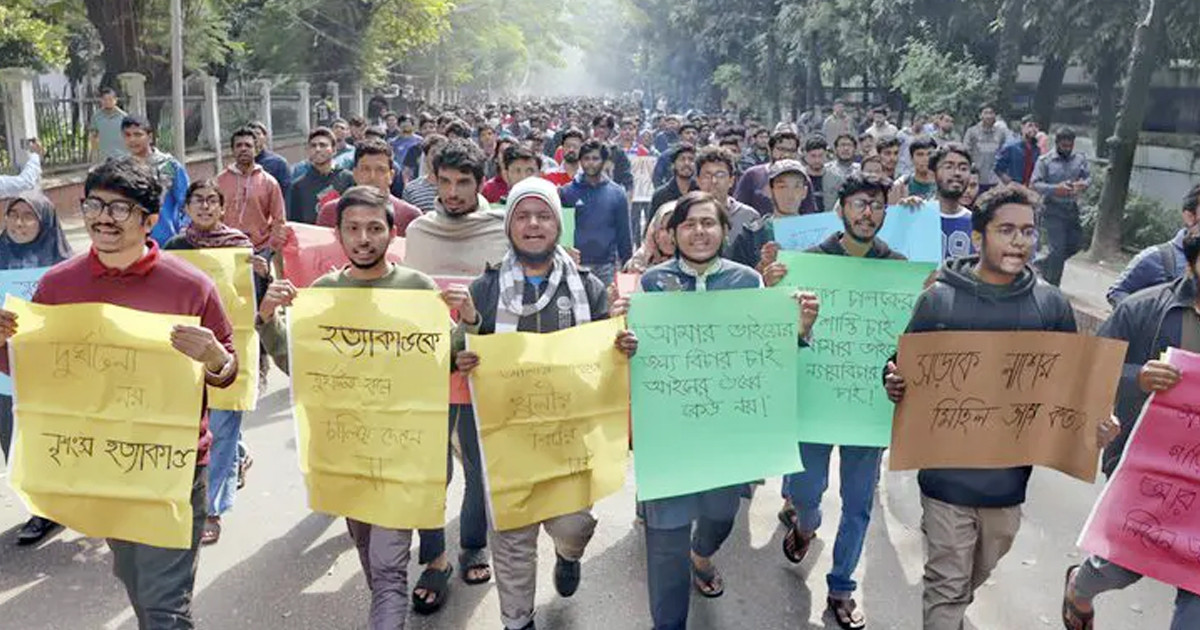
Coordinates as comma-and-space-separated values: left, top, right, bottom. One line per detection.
0, 192, 73, 270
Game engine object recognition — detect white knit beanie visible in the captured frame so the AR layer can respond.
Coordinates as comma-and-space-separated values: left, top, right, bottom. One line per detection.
504, 177, 563, 237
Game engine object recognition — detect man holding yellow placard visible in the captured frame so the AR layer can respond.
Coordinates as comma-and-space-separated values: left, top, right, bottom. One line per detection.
165, 178, 271, 546
0, 157, 237, 630
450, 176, 638, 630
256, 185, 468, 629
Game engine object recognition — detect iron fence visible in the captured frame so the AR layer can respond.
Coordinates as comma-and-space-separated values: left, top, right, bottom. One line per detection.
33, 81, 96, 170
144, 94, 206, 154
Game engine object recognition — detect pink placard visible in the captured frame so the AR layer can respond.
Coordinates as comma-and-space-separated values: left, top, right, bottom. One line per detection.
281, 223, 406, 288
616, 272, 641, 299
433, 275, 475, 405
1078, 347, 1200, 595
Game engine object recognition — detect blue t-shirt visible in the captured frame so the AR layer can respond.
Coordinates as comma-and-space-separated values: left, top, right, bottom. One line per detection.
941, 208, 975, 261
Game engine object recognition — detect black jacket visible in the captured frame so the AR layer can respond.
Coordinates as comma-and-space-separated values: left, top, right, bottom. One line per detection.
806, 232, 906, 260
903, 256, 1077, 508
649, 178, 697, 217
1097, 275, 1194, 475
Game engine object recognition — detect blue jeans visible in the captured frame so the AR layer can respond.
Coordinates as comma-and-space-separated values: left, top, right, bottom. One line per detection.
418, 404, 488, 565
787, 443, 883, 597
206, 409, 243, 516
642, 486, 742, 630
585, 262, 617, 288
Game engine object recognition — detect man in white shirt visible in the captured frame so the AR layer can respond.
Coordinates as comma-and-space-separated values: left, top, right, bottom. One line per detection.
0, 140, 42, 198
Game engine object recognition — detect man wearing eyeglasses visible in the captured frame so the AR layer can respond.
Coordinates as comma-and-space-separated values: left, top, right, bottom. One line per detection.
756, 173, 903, 630
693, 146, 759, 256
0, 156, 237, 629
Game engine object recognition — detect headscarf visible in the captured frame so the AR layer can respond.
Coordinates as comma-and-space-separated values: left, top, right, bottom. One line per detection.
495, 177, 591, 333
624, 201, 676, 272
0, 192, 73, 270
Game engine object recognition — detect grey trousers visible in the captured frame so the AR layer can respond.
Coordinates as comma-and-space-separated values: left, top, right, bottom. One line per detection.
109, 467, 207, 630
491, 509, 598, 629
347, 519, 414, 630
1074, 555, 1200, 630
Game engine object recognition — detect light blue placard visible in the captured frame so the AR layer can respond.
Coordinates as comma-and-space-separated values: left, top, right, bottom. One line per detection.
0, 267, 50, 395
773, 201, 943, 263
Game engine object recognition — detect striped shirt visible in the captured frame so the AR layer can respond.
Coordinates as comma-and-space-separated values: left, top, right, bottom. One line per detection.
402, 177, 439, 213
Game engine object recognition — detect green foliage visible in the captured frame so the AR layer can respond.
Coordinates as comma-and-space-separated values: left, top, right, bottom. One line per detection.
0, 4, 68, 70
1080, 167, 1177, 253
892, 39, 995, 122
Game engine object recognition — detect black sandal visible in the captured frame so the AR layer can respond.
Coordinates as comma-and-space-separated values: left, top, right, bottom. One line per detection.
459, 548, 492, 585
782, 526, 815, 564
827, 597, 866, 630
411, 564, 452, 615
691, 557, 724, 598
1061, 565, 1094, 630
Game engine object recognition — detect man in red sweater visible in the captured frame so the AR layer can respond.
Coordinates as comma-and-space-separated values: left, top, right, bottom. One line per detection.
316, 137, 422, 236
0, 157, 237, 629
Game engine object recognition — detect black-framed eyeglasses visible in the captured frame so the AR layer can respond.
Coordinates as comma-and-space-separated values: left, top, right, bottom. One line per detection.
848, 198, 886, 213
188, 195, 222, 207
81, 197, 144, 222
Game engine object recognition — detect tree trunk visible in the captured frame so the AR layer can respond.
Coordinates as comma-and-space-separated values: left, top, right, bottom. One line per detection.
994, 0, 1026, 117
1093, 51, 1122, 159
1089, 0, 1172, 261
806, 35, 823, 105
1031, 54, 1067, 130
764, 23, 780, 123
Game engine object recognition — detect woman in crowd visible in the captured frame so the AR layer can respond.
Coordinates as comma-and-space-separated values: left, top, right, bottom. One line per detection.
0, 191, 73, 546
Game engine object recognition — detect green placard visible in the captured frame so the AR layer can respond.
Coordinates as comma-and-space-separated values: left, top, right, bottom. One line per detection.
629, 288, 803, 501
778, 252, 934, 447
559, 206, 575, 248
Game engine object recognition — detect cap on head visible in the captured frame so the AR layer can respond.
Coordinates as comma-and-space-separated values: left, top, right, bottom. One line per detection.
768, 159, 806, 183
504, 177, 563, 236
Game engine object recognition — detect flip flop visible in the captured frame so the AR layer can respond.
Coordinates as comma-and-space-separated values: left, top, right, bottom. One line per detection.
1061, 565, 1094, 630
827, 596, 867, 630
411, 564, 452, 615
782, 526, 815, 564
691, 558, 724, 598
459, 548, 492, 585
201, 517, 221, 546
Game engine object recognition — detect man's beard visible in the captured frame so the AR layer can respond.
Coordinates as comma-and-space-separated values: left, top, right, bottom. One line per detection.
842, 217, 875, 244
349, 252, 386, 269
938, 183, 965, 201
564, 152, 579, 164
515, 246, 555, 265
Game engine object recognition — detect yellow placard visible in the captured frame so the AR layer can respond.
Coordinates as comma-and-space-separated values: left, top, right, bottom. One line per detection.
288, 288, 451, 529
171, 248, 259, 410
468, 318, 630, 531
6, 297, 204, 549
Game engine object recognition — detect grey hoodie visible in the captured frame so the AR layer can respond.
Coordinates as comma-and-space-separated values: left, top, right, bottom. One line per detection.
902, 256, 1076, 507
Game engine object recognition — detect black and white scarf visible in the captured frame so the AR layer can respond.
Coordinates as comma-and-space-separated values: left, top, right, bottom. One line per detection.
494, 246, 592, 333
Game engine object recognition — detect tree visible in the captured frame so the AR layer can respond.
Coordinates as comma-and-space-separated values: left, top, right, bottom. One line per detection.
991, 0, 1025, 117
891, 39, 996, 126
0, 3, 69, 71
1088, 0, 1173, 262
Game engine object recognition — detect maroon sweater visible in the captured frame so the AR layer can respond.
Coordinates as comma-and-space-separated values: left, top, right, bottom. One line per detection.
9, 241, 237, 465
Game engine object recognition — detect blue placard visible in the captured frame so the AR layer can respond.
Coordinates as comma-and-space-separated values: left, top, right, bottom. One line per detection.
0, 267, 50, 395
772, 201, 943, 263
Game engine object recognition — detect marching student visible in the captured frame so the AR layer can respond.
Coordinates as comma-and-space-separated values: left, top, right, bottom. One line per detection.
449, 177, 638, 630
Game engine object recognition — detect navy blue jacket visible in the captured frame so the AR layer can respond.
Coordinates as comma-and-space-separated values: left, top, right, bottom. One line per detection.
559, 174, 633, 267
256, 150, 292, 201
1106, 229, 1188, 306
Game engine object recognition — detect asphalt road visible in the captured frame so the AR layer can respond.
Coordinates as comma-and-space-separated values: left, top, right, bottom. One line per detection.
0, 364, 1176, 630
